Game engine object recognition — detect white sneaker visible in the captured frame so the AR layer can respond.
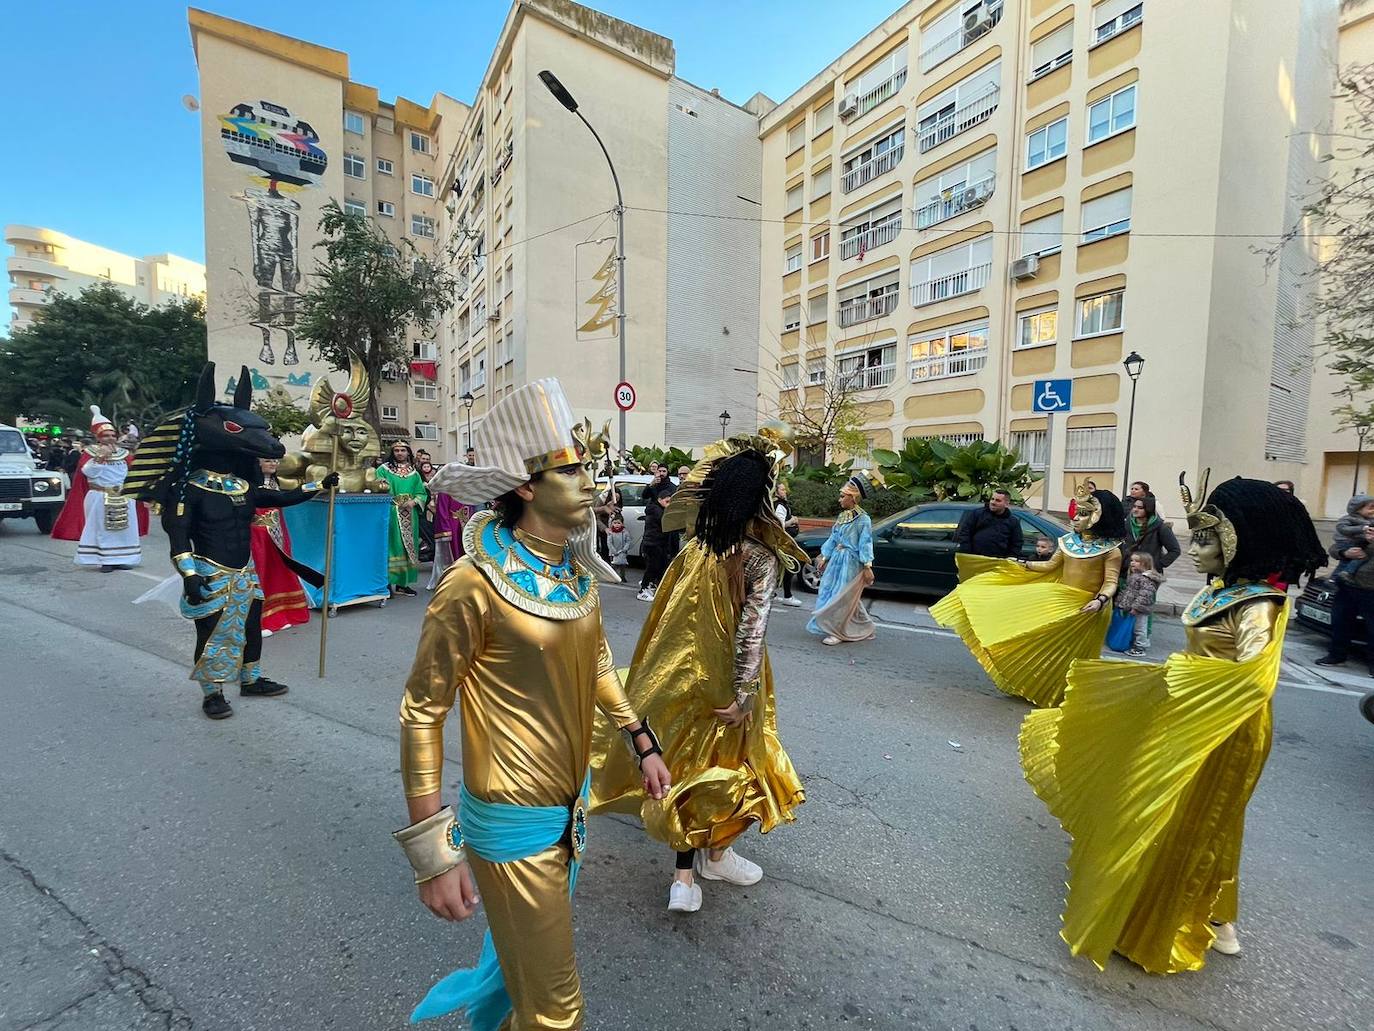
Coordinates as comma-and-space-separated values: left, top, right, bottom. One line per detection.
260, 628, 273, 638
781, 597, 802, 607
1211, 922, 1241, 956
822, 635, 841, 646
636, 589, 654, 602
695, 847, 763, 886
667, 880, 702, 913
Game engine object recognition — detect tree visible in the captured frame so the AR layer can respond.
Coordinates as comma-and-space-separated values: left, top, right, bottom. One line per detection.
773, 356, 876, 468
253, 386, 312, 438
0, 282, 206, 431
294, 202, 458, 431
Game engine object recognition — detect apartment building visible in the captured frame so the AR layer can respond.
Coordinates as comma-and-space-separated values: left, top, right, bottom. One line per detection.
6, 225, 204, 332
757, 0, 1339, 512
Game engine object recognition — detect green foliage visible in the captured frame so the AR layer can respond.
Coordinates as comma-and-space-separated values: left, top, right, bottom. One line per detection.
787, 478, 909, 519
873, 437, 1041, 504
626, 444, 696, 472
252, 387, 312, 438
0, 283, 206, 431
787, 459, 853, 486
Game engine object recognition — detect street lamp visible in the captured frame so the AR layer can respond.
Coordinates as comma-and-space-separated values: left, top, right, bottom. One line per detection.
719, 410, 731, 437
540, 69, 628, 470
1355, 423, 1372, 496
1121, 351, 1145, 492
460, 390, 474, 452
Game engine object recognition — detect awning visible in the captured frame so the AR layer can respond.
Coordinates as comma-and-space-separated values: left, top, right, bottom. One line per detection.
409, 360, 438, 380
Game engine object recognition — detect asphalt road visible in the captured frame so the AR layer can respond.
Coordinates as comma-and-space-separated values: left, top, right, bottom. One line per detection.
1, 521, 1370, 1031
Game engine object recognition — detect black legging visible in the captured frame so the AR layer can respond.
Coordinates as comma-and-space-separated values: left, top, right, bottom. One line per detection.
676, 849, 696, 871
781, 568, 795, 598
640, 541, 669, 590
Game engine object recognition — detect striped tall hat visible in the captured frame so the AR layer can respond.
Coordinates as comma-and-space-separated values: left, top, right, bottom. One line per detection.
428, 378, 582, 504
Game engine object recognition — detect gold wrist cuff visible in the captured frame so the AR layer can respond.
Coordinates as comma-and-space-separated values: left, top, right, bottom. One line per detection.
734, 678, 761, 711
393, 806, 466, 884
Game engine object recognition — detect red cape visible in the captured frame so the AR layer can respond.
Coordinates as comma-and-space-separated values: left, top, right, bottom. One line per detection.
51, 451, 150, 540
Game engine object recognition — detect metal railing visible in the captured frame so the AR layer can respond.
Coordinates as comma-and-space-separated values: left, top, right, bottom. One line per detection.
839, 212, 902, 259
1064, 428, 1117, 471
914, 173, 995, 229
916, 86, 1000, 153
1094, 4, 1142, 45
836, 289, 899, 328
842, 141, 904, 194
908, 345, 989, 381
919, 1, 1004, 72
853, 68, 908, 119
839, 363, 897, 390
910, 261, 991, 307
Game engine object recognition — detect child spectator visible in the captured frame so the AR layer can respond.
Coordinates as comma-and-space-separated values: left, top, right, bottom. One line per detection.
1033, 535, 1055, 560
606, 515, 632, 583
1333, 495, 1374, 584
1116, 552, 1164, 657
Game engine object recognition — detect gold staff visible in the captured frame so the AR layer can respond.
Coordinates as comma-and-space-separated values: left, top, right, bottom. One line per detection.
318, 432, 340, 678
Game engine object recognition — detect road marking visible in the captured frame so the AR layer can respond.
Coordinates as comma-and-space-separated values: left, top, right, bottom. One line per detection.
873, 620, 953, 637
1276, 680, 1364, 698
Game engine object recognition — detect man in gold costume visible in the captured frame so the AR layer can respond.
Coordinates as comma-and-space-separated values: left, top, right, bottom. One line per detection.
592, 428, 808, 914
393, 379, 670, 1030
1020, 475, 1324, 973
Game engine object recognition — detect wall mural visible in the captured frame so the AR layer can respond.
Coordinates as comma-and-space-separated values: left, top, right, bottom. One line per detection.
218, 99, 327, 377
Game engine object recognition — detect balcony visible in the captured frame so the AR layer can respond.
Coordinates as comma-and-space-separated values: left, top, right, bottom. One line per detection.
852, 68, 908, 120
910, 262, 991, 307
841, 141, 904, 194
917, 86, 1000, 153
919, 1, 1004, 72
839, 212, 902, 260
914, 173, 995, 229
9, 287, 50, 307
909, 345, 989, 381
837, 289, 899, 328
840, 363, 897, 391
6, 255, 66, 280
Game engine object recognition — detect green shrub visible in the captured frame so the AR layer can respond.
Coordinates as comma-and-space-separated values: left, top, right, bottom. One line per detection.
788, 478, 841, 518
873, 438, 1041, 504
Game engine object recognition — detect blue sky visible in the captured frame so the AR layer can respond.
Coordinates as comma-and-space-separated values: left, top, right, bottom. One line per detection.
2, 0, 902, 264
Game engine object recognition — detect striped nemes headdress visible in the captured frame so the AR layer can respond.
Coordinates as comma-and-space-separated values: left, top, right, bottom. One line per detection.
125, 363, 239, 508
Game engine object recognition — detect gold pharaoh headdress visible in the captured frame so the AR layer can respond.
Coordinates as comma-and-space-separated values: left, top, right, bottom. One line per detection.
310, 351, 372, 426
1179, 469, 1238, 566
1072, 481, 1102, 527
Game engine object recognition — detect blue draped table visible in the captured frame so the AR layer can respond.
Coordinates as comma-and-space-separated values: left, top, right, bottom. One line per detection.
283, 493, 391, 610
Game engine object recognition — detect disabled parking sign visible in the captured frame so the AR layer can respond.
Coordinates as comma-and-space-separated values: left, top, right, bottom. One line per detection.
1033, 379, 1072, 413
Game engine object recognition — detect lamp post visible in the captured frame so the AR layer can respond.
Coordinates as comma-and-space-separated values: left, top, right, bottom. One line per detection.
540, 70, 627, 470
719, 410, 731, 437
460, 390, 474, 451
1121, 350, 1145, 493
1355, 423, 1371, 496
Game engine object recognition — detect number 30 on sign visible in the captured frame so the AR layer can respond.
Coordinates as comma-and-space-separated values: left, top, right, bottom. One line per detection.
614, 381, 636, 411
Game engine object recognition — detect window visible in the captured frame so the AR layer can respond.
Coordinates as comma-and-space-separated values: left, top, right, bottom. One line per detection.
1029, 23, 1074, 81
412, 214, 436, 239
411, 173, 435, 197
781, 363, 801, 389
783, 304, 802, 332
1093, 0, 1143, 45
381, 405, 399, 422
785, 183, 803, 213
1020, 211, 1064, 257
785, 243, 803, 274
1087, 84, 1136, 144
808, 293, 828, 324
344, 152, 365, 179
913, 146, 997, 228
908, 321, 990, 381
377, 157, 394, 175
1081, 187, 1132, 242
909, 235, 994, 307
841, 123, 905, 193
846, 43, 908, 118
413, 382, 438, 402
1016, 307, 1058, 350
811, 231, 831, 262
377, 200, 395, 218
344, 111, 365, 135
414, 422, 440, 441
837, 271, 900, 327
410, 131, 431, 154
813, 103, 834, 134
839, 197, 903, 259
837, 341, 897, 391
1009, 429, 1049, 471
1077, 289, 1124, 336
787, 121, 806, 153
413, 340, 438, 360
343, 199, 366, 217
473, 357, 487, 389
1065, 426, 1117, 470
806, 358, 826, 385
459, 360, 471, 394
812, 167, 832, 199
1026, 117, 1068, 170
915, 61, 1000, 153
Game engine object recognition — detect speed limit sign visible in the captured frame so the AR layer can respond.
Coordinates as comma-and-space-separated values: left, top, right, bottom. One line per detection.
614, 381, 636, 411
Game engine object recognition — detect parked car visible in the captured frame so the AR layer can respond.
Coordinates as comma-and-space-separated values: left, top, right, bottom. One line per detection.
595, 474, 658, 560
1294, 575, 1365, 646
0, 423, 67, 534
793, 502, 1070, 596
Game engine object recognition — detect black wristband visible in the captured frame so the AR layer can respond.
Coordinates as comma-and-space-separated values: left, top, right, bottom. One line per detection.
624, 719, 662, 765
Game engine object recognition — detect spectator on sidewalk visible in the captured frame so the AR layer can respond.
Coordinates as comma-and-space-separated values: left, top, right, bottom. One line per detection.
1128, 481, 1152, 501
953, 489, 1023, 558
606, 515, 631, 583
637, 471, 674, 601
774, 480, 802, 607
1332, 494, 1374, 584
1033, 534, 1056, 559
1316, 520, 1374, 675
1115, 552, 1164, 656
1122, 495, 1181, 576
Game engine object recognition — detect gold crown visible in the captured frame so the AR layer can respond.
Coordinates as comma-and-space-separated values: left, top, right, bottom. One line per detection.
1179, 469, 1237, 567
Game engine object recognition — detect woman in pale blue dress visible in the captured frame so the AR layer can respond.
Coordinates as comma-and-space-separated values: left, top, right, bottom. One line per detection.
807, 475, 876, 645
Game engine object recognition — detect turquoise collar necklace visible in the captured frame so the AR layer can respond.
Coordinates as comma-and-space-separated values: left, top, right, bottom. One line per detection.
1183, 580, 1286, 626
1059, 531, 1121, 559
462, 511, 596, 620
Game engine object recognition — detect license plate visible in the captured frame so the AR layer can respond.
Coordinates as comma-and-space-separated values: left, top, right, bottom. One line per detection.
0, 503, 21, 511
1301, 605, 1332, 625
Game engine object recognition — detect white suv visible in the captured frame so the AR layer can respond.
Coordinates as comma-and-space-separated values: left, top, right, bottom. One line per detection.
0, 424, 66, 534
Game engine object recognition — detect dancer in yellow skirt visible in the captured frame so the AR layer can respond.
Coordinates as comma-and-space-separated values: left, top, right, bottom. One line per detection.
931, 485, 1126, 707
1020, 474, 1324, 973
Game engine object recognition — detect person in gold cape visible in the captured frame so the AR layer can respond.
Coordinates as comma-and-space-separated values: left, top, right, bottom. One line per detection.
931, 485, 1126, 707
591, 425, 809, 914
1020, 474, 1325, 973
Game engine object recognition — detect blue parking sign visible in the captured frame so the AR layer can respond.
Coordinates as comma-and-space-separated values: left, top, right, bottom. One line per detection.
1033, 379, 1072, 413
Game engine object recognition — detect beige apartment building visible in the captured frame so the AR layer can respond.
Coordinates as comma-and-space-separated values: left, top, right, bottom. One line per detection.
6, 225, 204, 333
757, 0, 1344, 513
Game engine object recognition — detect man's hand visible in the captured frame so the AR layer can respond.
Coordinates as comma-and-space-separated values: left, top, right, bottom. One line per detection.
861, 566, 875, 586
713, 700, 751, 728
641, 753, 672, 800
1346, 547, 1368, 561
418, 862, 480, 922
1364, 525, 1374, 543
320, 472, 340, 491
182, 574, 208, 605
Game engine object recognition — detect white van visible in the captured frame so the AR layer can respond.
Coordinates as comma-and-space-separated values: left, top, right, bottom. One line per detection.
0, 424, 66, 533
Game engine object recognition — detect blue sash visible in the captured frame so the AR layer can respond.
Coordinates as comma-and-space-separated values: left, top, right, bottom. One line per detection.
411, 774, 591, 1027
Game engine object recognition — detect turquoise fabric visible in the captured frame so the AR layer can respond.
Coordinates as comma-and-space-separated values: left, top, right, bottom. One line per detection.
807, 511, 874, 636
410, 774, 591, 1027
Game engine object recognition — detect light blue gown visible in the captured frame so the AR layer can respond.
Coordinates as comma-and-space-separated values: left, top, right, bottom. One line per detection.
807, 508, 876, 640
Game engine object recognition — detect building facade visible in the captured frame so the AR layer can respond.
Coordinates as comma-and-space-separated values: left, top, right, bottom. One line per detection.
756, 0, 1341, 512
6, 225, 204, 333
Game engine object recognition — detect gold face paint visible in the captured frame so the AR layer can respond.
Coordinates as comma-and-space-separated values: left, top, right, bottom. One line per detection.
1189, 531, 1226, 577
1071, 507, 1097, 534
527, 464, 596, 531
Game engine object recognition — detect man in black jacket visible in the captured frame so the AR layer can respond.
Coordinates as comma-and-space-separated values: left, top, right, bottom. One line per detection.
954, 489, 1023, 558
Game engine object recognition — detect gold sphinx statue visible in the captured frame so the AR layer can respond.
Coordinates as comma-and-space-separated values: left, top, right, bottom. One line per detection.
276, 355, 390, 493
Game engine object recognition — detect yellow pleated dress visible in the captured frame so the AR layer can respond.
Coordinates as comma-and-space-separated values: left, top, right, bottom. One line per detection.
930, 535, 1121, 708
1019, 582, 1287, 974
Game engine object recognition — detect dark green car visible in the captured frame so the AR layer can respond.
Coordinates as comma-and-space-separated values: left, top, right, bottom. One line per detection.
794, 502, 1070, 596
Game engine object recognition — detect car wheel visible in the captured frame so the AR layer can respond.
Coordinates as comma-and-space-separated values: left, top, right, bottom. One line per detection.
1361, 692, 1374, 726
34, 508, 57, 535
798, 559, 821, 593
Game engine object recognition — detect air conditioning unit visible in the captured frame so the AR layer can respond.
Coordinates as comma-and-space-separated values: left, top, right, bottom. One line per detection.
1010, 254, 1040, 280
838, 94, 859, 120
959, 187, 982, 208
964, 9, 993, 36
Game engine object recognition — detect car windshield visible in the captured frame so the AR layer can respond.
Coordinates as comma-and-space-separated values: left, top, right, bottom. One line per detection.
0, 429, 29, 455
612, 482, 649, 508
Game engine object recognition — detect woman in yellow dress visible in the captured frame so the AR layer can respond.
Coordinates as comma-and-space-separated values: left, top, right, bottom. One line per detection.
1020, 474, 1325, 973
931, 486, 1126, 707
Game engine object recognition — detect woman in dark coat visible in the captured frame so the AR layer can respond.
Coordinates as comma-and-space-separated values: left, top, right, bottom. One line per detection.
1122, 495, 1181, 573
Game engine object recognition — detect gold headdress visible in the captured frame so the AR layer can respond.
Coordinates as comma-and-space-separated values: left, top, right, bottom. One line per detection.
1071, 481, 1102, 526
1179, 469, 1238, 566
571, 418, 612, 468
309, 351, 372, 426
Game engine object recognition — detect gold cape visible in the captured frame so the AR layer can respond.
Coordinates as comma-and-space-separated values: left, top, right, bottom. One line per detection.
1019, 593, 1285, 974
590, 534, 805, 852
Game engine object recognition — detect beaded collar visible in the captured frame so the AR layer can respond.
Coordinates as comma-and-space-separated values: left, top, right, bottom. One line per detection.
835, 507, 865, 527
462, 510, 596, 620
83, 444, 130, 462
188, 468, 250, 496
1058, 531, 1121, 559
1182, 580, 1286, 626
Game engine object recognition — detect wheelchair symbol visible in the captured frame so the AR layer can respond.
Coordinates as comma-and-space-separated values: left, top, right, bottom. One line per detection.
1036, 383, 1068, 411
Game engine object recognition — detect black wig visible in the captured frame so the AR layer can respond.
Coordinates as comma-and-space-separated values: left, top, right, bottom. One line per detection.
1089, 489, 1128, 541
694, 451, 771, 557
1206, 477, 1326, 586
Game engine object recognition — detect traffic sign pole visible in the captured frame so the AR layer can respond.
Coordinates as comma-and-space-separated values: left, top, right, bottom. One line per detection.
1042, 411, 1053, 515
